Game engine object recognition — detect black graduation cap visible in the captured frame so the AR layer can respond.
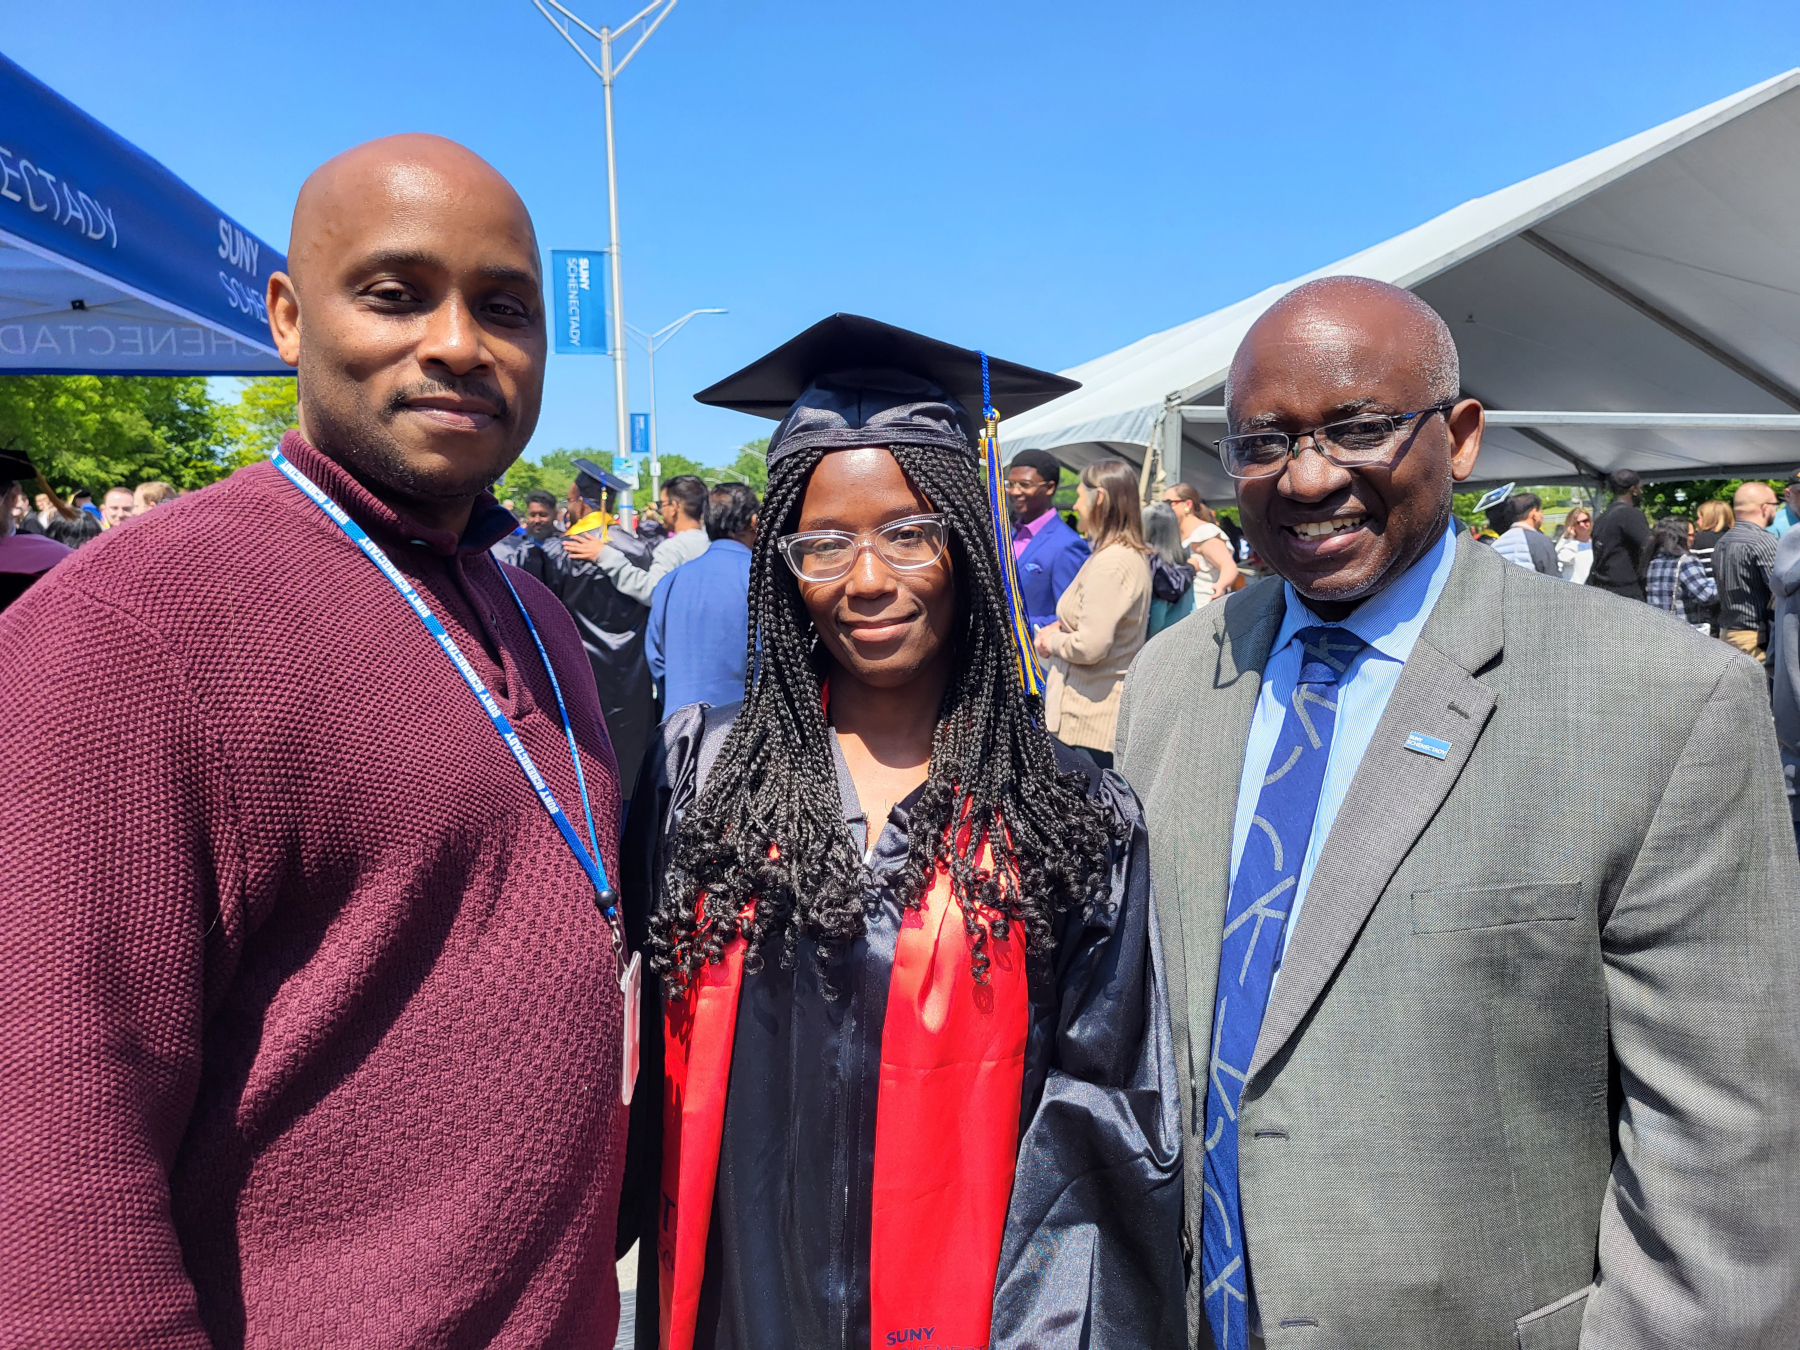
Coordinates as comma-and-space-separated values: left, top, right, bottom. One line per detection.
571, 456, 634, 502
0, 447, 37, 486
693, 314, 1079, 471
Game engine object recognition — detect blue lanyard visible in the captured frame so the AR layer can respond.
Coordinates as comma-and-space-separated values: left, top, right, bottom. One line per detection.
270, 449, 619, 922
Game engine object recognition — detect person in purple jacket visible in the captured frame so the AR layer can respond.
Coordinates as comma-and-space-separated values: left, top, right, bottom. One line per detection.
1004, 447, 1089, 632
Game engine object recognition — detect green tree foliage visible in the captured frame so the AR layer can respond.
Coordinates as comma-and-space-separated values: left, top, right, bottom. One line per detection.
1450, 490, 1489, 531
497, 435, 773, 508
499, 449, 586, 503
1638, 478, 1754, 521
649, 438, 771, 495
654, 453, 712, 484
0, 374, 226, 494
217, 376, 298, 470
715, 438, 770, 495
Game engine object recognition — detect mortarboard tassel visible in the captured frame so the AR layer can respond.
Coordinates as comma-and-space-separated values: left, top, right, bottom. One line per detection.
978, 351, 1046, 698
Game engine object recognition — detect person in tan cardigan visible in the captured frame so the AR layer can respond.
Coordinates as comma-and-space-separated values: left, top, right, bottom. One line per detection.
1034, 459, 1151, 768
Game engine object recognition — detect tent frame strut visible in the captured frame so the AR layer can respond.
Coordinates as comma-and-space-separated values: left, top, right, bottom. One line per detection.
1519, 229, 1800, 413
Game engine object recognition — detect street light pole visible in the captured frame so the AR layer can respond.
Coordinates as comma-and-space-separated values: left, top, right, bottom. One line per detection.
627, 308, 725, 499
531, 0, 677, 465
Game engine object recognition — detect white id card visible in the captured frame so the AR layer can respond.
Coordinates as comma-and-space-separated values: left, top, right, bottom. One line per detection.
620, 949, 642, 1106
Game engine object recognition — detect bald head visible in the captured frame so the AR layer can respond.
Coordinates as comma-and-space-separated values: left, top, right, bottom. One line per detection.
1735, 480, 1777, 523
1227, 276, 1459, 412
267, 134, 546, 535
1224, 274, 1483, 617
288, 135, 539, 294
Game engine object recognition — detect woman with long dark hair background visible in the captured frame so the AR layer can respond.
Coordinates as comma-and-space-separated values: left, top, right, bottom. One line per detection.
1142, 500, 1198, 636
1032, 459, 1152, 771
616, 316, 1182, 1350
1643, 514, 1718, 633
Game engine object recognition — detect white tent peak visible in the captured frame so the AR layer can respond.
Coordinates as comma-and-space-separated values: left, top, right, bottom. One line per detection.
1005, 67, 1800, 491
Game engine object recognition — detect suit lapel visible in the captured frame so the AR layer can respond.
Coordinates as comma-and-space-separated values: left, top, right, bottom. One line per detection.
1246, 536, 1506, 1083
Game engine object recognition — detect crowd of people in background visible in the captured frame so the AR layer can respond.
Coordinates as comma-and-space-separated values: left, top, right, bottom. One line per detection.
8, 418, 1799, 862
0, 455, 183, 610
1474, 467, 1792, 652
1465, 464, 1800, 851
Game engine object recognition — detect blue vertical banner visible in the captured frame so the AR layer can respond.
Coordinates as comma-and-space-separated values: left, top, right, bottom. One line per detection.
550, 249, 608, 355
630, 412, 650, 458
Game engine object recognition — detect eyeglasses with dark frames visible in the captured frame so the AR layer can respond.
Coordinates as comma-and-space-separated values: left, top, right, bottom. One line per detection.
776, 513, 948, 583
1216, 403, 1456, 481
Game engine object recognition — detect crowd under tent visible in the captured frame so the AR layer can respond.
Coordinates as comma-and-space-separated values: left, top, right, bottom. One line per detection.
1000, 68, 1800, 498
0, 52, 288, 377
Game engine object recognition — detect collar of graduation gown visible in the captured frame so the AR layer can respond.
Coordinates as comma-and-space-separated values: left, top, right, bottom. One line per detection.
276, 430, 520, 557
766, 370, 980, 468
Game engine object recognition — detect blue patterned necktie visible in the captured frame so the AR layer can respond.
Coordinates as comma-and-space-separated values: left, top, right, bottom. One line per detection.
1202, 624, 1366, 1350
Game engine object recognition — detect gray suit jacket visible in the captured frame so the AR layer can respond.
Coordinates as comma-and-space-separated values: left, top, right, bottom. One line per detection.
1116, 533, 1800, 1349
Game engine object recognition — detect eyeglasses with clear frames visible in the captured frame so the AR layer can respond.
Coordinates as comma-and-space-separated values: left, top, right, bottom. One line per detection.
1216, 403, 1456, 481
777, 512, 949, 583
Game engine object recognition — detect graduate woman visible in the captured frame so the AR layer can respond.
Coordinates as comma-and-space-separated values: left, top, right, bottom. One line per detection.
618, 315, 1183, 1350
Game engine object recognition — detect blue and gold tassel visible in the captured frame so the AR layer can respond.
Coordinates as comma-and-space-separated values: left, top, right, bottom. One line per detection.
978, 352, 1046, 697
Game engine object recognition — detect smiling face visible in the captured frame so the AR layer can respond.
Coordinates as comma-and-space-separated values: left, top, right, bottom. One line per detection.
1004, 464, 1056, 524
1228, 281, 1482, 618
524, 497, 556, 540
793, 447, 957, 692
267, 135, 545, 527
101, 487, 135, 528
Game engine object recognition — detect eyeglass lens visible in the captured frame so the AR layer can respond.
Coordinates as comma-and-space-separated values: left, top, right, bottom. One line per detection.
785, 517, 945, 580
1223, 413, 1413, 477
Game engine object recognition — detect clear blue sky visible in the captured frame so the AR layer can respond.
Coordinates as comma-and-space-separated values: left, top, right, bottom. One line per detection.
8, 2, 1799, 466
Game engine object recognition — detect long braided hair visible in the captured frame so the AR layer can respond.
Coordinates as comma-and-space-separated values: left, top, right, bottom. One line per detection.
648, 440, 1121, 997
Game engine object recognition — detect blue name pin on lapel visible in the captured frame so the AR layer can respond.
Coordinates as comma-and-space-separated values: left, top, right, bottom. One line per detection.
1404, 732, 1452, 760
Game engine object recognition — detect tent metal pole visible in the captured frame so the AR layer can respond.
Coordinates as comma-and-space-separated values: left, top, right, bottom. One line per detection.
1511, 425, 1602, 484
1455, 385, 1604, 483
1520, 230, 1800, 413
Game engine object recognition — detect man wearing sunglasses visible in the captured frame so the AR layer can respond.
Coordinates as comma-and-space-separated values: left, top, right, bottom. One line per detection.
1117, 275, 1800, 1349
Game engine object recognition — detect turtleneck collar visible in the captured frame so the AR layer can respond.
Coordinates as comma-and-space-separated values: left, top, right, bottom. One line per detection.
276, 430, 519, 558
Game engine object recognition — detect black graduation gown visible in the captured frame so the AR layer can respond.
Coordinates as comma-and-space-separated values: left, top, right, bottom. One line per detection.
512, 528, 658, 796
617, 702, 1185, 1350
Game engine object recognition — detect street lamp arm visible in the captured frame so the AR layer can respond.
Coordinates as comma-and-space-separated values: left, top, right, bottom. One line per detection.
614, 0, 677, 75
532, 0, 609, 79
650, 307, 726, 348
538, 0, 609, 46
616, 0, 670, 33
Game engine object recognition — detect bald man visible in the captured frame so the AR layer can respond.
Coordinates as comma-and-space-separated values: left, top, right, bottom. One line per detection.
0, 137, 630, 1347
1117, 276, 1800, 1349
1714, 479, 1780, 658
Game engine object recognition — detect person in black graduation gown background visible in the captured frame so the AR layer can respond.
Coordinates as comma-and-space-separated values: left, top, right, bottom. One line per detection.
617, 315, 1184, 1350
513, 459, 660, 794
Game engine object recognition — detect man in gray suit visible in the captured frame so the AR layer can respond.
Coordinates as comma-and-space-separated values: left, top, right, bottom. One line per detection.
1117, 276, 1800, 1349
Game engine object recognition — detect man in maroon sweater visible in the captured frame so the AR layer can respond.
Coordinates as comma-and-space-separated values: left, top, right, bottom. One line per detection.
0, 136, 627, 1347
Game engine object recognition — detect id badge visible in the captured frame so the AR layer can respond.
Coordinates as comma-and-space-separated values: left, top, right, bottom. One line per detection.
620, 949, 642, 1106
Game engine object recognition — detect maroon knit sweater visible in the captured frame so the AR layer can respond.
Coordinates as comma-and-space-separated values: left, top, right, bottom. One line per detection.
0, 433, 626, 1348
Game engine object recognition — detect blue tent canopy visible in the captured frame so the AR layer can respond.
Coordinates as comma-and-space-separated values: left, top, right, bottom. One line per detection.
0, 52, 289, 376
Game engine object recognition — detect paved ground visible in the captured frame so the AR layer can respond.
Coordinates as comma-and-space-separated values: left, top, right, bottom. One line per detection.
614, 1244, 638, 1350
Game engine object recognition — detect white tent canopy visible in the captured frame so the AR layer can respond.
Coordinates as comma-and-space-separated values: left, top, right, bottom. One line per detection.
1001, 69, 1800, 497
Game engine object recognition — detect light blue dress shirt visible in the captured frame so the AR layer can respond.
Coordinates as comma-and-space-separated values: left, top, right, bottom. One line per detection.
1229, 524, 1458, 960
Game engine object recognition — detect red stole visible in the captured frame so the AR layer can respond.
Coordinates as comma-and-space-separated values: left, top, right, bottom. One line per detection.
658, 859, 1029, 1350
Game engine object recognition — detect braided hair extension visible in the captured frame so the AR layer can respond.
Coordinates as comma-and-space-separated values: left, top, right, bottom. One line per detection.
649, 440, 1122, 998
